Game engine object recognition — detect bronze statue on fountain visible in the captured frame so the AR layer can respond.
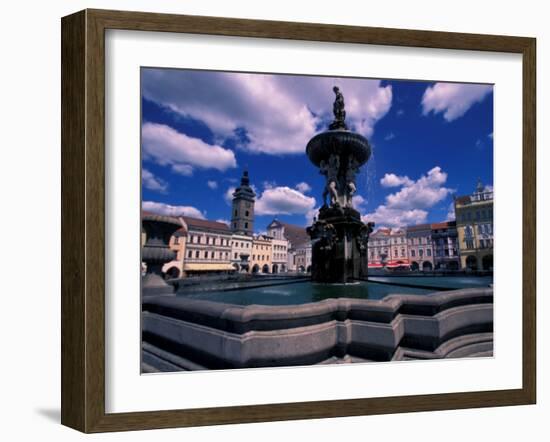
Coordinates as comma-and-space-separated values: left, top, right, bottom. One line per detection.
306, 86, 375, 283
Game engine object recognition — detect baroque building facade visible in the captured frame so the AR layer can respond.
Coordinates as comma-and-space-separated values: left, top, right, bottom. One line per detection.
431, 221, 460, 270
454, 180, 494, 271
251, 234, 273, 273
406, 224, 435, 271
368, 228, 410, 269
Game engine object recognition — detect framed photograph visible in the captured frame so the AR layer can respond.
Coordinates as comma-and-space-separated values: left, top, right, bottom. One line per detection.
61, 9, 536, 433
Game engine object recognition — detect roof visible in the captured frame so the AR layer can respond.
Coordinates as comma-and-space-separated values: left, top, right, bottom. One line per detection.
431, 221, 456, 230
279, 221, 309, 248
406, 223, 431, 233
181, 216, 230, 232
455, 195, 471, 205
371, 228, 390, 237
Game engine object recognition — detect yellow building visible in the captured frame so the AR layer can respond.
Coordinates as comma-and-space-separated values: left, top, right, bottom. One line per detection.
250, 234, 273, 273
454, 181, 494, 271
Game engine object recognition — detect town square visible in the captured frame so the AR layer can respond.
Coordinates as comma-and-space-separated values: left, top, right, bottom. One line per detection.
140, 68, 494, 372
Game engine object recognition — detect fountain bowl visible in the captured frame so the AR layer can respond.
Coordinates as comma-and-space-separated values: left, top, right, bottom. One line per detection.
306, 129, 371, 168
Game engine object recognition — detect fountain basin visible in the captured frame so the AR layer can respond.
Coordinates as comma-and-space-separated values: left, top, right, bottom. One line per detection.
142, 286, 494, 372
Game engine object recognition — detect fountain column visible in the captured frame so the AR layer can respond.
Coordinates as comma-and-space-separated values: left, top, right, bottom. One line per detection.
306, 87, 375, 283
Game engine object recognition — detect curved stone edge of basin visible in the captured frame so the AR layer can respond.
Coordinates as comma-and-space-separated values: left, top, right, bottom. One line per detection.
141, 287, 493, 371
142, 287, 493, 334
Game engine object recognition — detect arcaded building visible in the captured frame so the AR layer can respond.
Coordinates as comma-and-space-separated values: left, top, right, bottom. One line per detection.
454, 180, 494, 271
431, 221, 460, 270
406, 224, 435, 271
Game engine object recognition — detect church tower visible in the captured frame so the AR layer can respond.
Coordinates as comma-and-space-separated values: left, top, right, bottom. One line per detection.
231, 170, 255, 235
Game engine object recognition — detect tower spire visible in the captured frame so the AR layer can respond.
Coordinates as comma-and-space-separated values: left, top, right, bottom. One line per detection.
231, 169, 255, 236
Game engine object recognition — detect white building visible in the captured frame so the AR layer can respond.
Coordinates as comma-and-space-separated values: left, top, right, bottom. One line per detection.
181, 217, 234, 275
267, 219, 290, 273
267, 219, 310, 273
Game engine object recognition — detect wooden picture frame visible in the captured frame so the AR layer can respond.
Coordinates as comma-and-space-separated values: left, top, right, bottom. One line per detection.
61, 8, 536, 433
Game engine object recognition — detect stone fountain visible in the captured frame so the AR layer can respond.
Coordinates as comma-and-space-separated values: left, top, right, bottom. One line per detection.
142, 213, 183, 295
306, 87, 374, 283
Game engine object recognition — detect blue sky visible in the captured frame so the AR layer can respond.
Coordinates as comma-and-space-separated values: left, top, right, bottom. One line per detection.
141, 68, 493, 232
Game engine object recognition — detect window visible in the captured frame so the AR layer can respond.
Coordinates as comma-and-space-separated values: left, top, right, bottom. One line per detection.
233, 222, 237, 229
234, 210, 238, 216
411, 250, 416, 257
245, 210, 249, 217
478, 225, 484, 234
427, 249, 431, 257
174, 236, 179, 245
419, 249, 424, 257
465, 239, 474, 249
234, 252, 238, 259
401, 248, 405, 257
394, 249, 398, 257
188, 250, 192, 258
244, 222, 248, 229
204, 251, 208, 259
195, 250, 199, 258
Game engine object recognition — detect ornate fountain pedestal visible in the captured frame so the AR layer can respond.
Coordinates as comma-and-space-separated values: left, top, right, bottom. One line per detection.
308, 206, 373, 283
306, 87, 374, 283
142, 214, 183, 295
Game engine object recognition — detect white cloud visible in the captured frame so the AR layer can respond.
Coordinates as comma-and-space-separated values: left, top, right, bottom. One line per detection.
170, 164, 193, 176
255, 186, 316, 216
384, 132, 395, 141
142, 122, 237, 174
216, 218, 230, 226
353, 195, 367, 211
295, 182, 312, 193
363, 166, 454, 228
142, 201, 205, 219
380, 173, 413, 188
422, 83, 492, 121
207, 180, 218, 190
362, 206, 428, 227
142, 69, 392, 155
224, 186, 236, 205
142, 168, 168, 193
488, 132, 493, 139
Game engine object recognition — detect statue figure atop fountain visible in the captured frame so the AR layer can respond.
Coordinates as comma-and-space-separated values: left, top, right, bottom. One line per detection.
329, 86, 348, 130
